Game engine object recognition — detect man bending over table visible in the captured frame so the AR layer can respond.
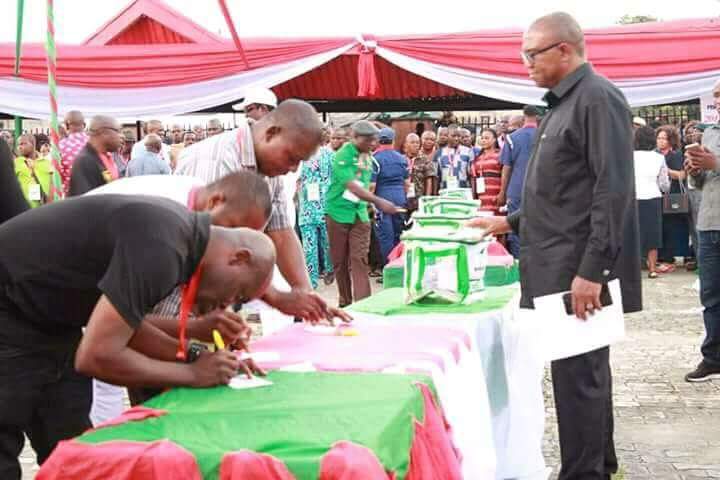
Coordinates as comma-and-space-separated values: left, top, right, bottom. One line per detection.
0, 194, 276, 479
176, 98, 351, 323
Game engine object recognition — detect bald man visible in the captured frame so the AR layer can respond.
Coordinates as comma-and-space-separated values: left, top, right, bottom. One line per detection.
176, 99, 351, 324
470, 12, 640, 480
58, 110, 89, 195
131, 119, 171, 166
0, 194, 276, 477
69, 115, 124, 196
405, 133, 436, 211
169, 124, 184, 145
207, 119, 224, 137
126, 134, 171, 177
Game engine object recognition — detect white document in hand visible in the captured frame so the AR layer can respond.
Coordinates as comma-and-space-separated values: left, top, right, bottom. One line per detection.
532, 279, 625, 361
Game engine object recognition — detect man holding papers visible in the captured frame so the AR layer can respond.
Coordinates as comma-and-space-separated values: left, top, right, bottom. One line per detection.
469, 12, 641, 480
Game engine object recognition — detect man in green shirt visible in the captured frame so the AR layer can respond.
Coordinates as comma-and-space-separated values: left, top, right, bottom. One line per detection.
326, 121, 400, 307
14, 134, 52, 208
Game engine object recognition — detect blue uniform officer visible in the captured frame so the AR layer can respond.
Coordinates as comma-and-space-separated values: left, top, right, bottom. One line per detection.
371, 127, 409, 264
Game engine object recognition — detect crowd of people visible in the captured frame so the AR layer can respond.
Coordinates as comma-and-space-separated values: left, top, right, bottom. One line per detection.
0, 10, 719, 480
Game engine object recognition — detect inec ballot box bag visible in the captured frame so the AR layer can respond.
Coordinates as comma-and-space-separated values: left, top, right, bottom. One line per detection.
438, 187, 474, 200
402, 224, 491, 305
416, 196, 482, 217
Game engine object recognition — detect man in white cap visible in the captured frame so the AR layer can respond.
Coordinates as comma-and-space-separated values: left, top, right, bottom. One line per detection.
632, 116, 647, 130
233, 87, 278, 122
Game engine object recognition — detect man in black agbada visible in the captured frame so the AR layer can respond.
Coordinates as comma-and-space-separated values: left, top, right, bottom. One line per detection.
0, 195, 276, 479
471, 12, 642, 480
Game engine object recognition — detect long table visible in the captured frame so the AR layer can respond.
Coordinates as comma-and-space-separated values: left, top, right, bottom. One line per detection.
38, 372, 460, 480
347, 285, 548, 480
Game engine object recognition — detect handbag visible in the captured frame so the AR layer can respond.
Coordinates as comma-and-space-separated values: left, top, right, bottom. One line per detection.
662, 177, 689, 215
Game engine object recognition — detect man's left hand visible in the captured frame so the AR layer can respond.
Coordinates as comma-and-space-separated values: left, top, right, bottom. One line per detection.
496, 191, 507, 208
570, 276, 603, 321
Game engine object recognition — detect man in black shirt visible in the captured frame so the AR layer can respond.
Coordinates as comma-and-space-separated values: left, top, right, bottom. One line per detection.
470, 12, 641, 480
0, 195, 276, 479
68, 115, 124, 196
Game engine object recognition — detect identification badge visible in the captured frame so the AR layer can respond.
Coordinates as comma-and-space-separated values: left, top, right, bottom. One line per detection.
29, 183, 42, 202
307, 183, 321, 202
102, 170, 113, 183
475, 177, 486, 194
446, 177, 459, 189
407, 183, 416, 198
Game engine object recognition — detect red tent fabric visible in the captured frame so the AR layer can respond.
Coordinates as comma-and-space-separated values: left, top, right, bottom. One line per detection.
83, 0, 224, 45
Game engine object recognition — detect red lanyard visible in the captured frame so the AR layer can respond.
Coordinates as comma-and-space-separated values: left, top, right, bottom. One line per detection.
176, 186, 202, 361
176, 266, 203, 361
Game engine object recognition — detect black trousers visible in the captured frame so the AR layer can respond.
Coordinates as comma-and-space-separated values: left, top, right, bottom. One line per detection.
551, 346, 617, 480
0, 343, 92, 480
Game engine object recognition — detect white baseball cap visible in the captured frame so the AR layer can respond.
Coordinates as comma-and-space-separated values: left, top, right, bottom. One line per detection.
232, 87, 278, 111
632, 116, 647, 126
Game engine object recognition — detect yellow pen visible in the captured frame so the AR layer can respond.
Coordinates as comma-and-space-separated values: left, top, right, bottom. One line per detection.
212, 329, 226, 351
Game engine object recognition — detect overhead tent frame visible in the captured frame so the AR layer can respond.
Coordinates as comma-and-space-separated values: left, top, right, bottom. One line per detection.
2, 13, 720, 118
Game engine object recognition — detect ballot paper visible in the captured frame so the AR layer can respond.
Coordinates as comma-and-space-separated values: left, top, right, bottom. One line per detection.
239, 351, 280, 362
228, 375, 274, 390
532, 279, 625, 361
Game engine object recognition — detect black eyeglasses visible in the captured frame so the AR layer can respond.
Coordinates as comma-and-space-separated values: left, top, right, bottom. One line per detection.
521, 42, 563, 64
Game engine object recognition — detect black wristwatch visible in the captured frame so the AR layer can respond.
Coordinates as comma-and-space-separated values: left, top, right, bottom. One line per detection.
185, 342, 207, 364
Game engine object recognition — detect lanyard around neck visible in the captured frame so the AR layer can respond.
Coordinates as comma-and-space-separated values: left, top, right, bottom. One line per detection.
176, 265, 203, 361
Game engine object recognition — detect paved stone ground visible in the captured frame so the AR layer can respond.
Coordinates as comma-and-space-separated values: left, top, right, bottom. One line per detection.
543, 270, 720, 479
21, 272, 720, 479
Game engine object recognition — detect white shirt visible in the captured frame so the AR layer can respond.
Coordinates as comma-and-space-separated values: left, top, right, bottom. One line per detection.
131, 136, 172, 166
86, 175, 205, 206
175, 124, 290, 231
633, 150, 665, 200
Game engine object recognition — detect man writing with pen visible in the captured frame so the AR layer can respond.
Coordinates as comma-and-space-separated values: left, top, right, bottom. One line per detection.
0, 193, 279, 479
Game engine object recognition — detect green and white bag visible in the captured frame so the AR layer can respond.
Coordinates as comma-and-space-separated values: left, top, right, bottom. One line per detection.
416, 197, 481, 216
438, 187, 474, 200
402, 226, 491, 305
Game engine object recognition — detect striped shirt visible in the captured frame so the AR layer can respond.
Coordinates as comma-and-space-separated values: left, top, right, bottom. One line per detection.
174, 122, 290, 232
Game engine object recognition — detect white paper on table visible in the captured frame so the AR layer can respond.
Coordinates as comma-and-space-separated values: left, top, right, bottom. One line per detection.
239, 351, 281, 362
228, 376, 274, 390
532, 279, 625, 361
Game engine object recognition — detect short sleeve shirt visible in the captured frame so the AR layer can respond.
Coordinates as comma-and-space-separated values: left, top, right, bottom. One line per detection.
0, 195, 210, 347
433, 145, 472, 189
59, 131, 89, 195
409, 153, 437, 197
326, 142, 373, 224
174, 125, 290, 232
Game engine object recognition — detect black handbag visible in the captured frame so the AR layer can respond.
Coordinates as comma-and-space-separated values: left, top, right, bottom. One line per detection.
662, 179, 689, 215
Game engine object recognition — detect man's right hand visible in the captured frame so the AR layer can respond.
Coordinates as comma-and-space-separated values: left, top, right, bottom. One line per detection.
376, 198, 401, 215
189, 310, 252, 351
466, 216, 512, 237
189, 350, 239, 387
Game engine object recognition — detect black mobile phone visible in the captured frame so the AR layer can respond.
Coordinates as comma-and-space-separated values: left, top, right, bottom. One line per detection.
562, 284, 613, 316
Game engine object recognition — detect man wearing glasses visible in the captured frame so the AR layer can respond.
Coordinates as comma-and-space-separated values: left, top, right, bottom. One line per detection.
233, 87, 278, 123
468, 12, 641, 480
68, 116, 125, 196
